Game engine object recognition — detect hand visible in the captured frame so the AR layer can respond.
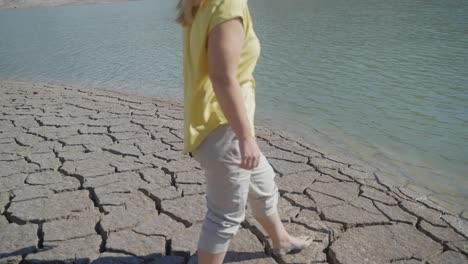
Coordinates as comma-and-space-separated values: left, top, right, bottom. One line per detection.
238, 136, 261, 170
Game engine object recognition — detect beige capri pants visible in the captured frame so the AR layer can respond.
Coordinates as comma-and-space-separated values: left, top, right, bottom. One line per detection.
192, 123, 279, 253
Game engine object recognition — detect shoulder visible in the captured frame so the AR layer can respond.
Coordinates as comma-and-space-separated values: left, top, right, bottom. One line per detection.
205, 0, 249, 32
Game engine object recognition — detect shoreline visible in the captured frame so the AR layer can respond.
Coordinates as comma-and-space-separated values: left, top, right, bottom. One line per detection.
0, 0, 129, 10
256, 101, 468, 212
1, 80, 467, 263
270, 115, 468, 213
2, 78, 467, 213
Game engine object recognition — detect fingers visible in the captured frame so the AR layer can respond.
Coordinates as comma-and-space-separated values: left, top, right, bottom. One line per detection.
240, 157, 250, 170
240, 154, 260, 170
240, 156, 247, 169
238, 137, 261, 170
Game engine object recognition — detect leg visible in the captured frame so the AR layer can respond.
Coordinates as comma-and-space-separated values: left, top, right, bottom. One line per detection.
197, 166, 249, 257
193, 125, 252, 263
246, 153, 286, 247
248, 153, 312, 252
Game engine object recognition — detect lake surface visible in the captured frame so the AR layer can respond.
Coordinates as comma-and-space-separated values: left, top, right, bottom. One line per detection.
0, 0, 467, 209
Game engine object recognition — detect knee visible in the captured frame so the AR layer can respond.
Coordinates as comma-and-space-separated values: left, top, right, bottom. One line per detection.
249, 185, 279, 217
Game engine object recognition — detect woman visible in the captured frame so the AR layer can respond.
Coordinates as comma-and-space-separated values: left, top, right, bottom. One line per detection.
177, 0, 312, 263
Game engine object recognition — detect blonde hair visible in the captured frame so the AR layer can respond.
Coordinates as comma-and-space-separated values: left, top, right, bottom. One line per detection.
176, 0, 206, 26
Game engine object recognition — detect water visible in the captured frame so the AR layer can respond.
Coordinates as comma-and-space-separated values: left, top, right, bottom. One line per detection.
0, 0, 467, 209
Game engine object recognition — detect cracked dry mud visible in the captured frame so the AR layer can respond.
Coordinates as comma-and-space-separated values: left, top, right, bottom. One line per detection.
0, 80, 467, 264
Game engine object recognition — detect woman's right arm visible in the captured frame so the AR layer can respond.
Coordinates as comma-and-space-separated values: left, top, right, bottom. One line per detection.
207, 18, 260, 170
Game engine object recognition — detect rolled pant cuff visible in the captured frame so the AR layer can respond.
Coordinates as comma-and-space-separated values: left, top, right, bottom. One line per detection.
197, 228, 232, 254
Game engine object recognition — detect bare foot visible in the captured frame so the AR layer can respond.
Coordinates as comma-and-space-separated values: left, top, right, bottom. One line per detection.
273, 235, 313, 255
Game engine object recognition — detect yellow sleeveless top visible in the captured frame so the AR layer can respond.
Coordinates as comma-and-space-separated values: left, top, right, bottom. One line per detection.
182, 0, 261, 154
